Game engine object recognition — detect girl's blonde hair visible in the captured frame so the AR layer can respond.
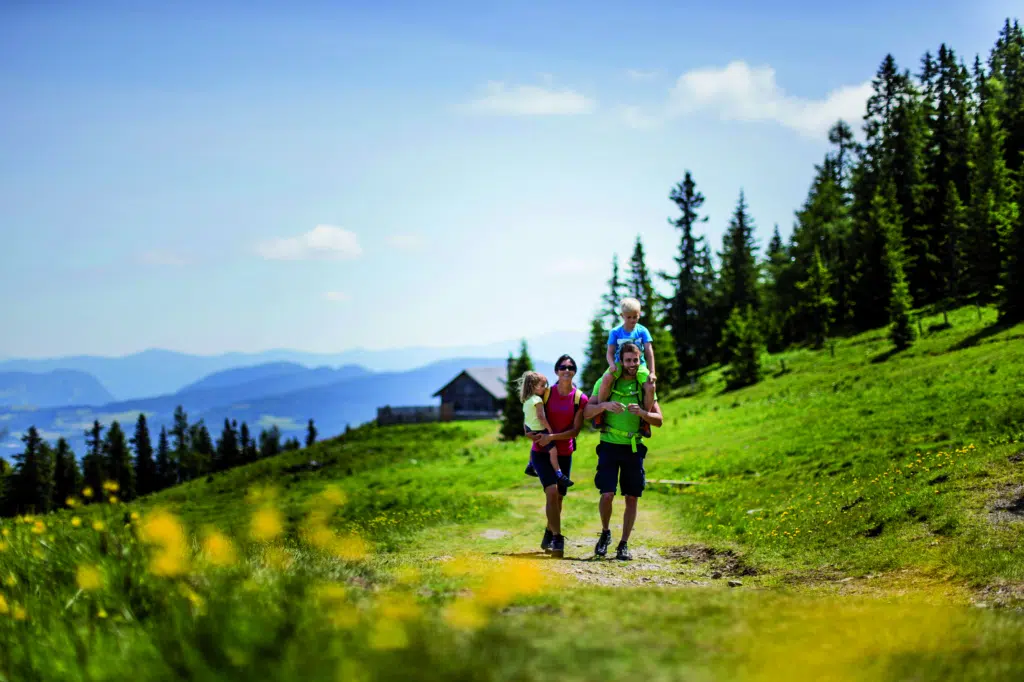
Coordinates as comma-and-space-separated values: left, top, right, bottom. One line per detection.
515, 371, 547, 403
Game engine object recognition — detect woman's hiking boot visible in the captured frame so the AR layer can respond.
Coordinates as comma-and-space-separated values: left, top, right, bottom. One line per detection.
594, 529, 612, 557
550, 534, 565, 558
541, 528, 554, 551
616, 541, 632, 561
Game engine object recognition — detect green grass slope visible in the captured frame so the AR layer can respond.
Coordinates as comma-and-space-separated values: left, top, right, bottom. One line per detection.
1, 304, 1023, 681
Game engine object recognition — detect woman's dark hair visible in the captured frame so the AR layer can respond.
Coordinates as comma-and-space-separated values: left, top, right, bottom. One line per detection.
554, 354, 577, 372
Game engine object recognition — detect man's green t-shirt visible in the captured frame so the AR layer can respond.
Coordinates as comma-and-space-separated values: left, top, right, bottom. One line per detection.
594, 368, 656, 445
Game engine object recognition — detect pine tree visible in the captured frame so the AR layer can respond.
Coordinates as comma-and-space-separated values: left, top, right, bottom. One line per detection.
988, 19, 1024, 176
721, 306, 765, 390
999, 161, 1024, 321
603, 255, 626, 327
967, 72, 1018, 301
132, 414, 156, 496
52, 437, 81, 509
874, 179, 917, 349
170, 405, 189, 483
716, 190, 761, 360
154, 427, 172, 490
665, 170, 710, 383
305, 418, 318, 448
283, 437, 301, 451
693, 239, 721, 367
258, 426, 282, 459
581, 312, 608, 395
10, 426, 50, 514
761, 224, 793, 351
499, 340, 533, 441
215, 418, 240, 471
104, 421, 135, 501
795, 247, 837, 349
239, 422, 257, 463
82, 420, 106, 500
189, 420, 214, 475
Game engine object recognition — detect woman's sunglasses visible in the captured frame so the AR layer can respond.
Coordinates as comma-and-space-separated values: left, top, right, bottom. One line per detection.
557, 364, 576, 372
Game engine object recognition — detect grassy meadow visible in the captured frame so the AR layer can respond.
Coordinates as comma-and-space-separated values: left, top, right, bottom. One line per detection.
2, 304, 1024, 681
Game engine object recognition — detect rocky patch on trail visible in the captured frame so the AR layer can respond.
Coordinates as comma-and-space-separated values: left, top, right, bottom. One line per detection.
664, 544, 760, 578
973, 581, 1024, 610
987, 484, 1024, 524
1008, 450, 1024, 463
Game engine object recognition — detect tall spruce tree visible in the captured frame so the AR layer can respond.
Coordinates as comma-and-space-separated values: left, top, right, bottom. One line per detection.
82, 420, 106, 500
666, 171, 710, 382
1000, 160, 1024, 320
154, 427, 172, 490
603, 255, 626, 327
581, 312, 608, 394
989, 20, 1024, 176
627, 235, 679, 387
794, 247, 837, 349
873, 178, 917, 349
721, 306, 765, 390
9, 426, 51, 514
52, 437, 81, 509
306, 419, 317, 448
104, 421, 135, 500
259, 426, 282, 459
215, 418, 240, 471
239, 422, 257, 463
132, 414, 156, 497
967, 72, 1018, 301
499, 340, 534, 441
715, 190, 761, 355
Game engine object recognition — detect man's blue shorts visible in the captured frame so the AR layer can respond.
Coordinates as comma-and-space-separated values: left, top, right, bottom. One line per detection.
530, 449, 572, 494
594, 441, 647, 497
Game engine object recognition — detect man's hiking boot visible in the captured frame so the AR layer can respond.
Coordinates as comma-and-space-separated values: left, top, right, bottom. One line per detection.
541, 528, 554, 552
525, 460, 538, 477
594, 529, 612, 557
550, 534, 565, 558
616, 541, 632, 561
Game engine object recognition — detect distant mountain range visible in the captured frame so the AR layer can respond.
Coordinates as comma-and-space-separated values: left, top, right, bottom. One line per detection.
0, 330, 585, 401
0, 356, 556, 460
0, 370, 115, 408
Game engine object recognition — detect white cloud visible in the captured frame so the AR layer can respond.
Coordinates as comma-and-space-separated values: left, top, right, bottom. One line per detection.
386, 235, 422, 250
139, 249, 189, 266
666, 60, 871, 139
618, 104, 664, 130
465, 81, 596, 116
324, 291, 350, 302
257, 225, 362, 261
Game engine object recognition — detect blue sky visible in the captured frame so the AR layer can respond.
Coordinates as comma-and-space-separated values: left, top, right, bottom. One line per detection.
0, 0, 1017, 358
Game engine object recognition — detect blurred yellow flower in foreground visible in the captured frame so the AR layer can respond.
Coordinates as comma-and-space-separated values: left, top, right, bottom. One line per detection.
443, 599, 489, 631
202, 529, 237, 567
0, 594, 8, 615
76, 565, 104, 591
251, 507, 283, 542
368, 618, 408, 650
138, 509, 190, 577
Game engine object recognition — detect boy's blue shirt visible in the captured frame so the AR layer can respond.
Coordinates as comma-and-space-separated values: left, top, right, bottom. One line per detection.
607, 323, 653, 364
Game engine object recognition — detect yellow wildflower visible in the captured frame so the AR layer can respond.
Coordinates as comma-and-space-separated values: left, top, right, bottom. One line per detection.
202, 529, 237, 567
97, 608, 107, 619
130, 512, 140, 521
66, 496, 79, 508
32, 520, 45, 535
250, 507, 283, 542
71, 517, 81, 528
0, 594, 7, 615
76, 565, 104, 591
92, 520, 105, 532
444, 599, 489, 631
82, 487, 93, 499
103, 481, 119, 493
13, 605, 26, 621
5, 574, 16, 587
108, 496, 119, 505
138, 509, 190, 577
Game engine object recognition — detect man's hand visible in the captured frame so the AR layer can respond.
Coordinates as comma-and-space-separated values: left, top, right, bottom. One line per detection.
603, 401, 625, 414
627, 403, 646, 417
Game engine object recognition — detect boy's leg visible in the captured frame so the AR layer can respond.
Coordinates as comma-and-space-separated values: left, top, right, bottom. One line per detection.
639, 379, 655, 438
597, 369, 615, 403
